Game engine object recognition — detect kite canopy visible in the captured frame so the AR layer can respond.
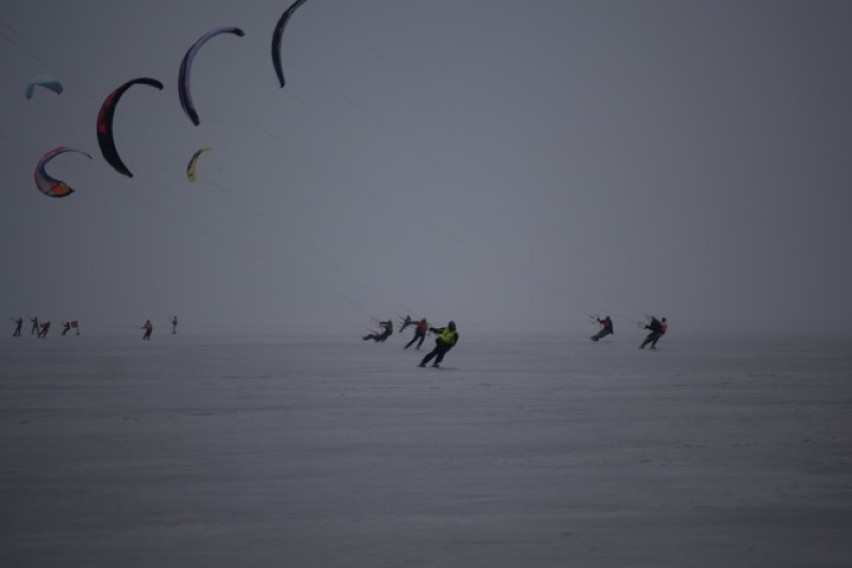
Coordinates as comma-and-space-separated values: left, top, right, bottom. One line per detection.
34, 146, 92, 198
179, 26, 245, 126
186, 146, 212, 182
272, 0, 310, 88
25, 77, 63, 99
96, 77, 164, 178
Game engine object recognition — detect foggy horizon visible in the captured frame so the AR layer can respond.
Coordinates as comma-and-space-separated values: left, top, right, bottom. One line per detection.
2, 1, 851, 336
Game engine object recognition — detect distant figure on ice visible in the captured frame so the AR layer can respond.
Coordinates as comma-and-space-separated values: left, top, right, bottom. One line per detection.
61, 321, 71, 336
591, 315, 614, 342
171, 316, 178, 334
654, 318, 668, 348
12, 317, 23, 337
142, 319, 153, 341
362, 319, 393, 342
400, 315, 415, 333
38, 321, 51, 338
404, 318, 429, 350
30, 316, 39, 335
419, 321, 459, 368
639, 316, 667, 350
70, 321, 80, 335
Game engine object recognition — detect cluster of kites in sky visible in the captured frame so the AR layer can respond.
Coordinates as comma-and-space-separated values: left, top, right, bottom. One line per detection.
31, 0, 309, 198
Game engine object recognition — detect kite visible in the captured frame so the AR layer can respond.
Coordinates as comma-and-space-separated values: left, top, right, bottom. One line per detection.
186, 146, 212, 182
34, 146, 92, 198
272, 0, 310, 88
25, 77, 63, 99
179, 26, 245, 126
96, 77, 164, 178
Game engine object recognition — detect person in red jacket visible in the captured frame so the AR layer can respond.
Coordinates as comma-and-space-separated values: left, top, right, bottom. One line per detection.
404, 318, 429, 350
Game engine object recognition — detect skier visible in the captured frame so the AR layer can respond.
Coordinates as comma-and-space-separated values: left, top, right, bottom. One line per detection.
404, 318, 429, 350
142, 319, 153, 341
418, 321, 459, 368
12, 317, 23, 337
171, 316, 178, 334
61, 322, 71, 336
30, 316, 39, 335
639, 316, 667, 349
651, 317, 668, 349
38, 321, 51, 338
591, 315, 614, 341
399, 315, 415, 333
362, 319, 393, 342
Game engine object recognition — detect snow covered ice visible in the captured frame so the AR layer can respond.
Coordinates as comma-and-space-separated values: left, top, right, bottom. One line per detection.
2, 330, 851, 567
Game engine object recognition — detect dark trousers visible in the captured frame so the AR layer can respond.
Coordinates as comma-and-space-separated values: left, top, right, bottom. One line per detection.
420, 342, 451, 366
405, 330, 426, 349
640, 331, 661, 348
591, 328, 613, 341
363, 332, 390, 342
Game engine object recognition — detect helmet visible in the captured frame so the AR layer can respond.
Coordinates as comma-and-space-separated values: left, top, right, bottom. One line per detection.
448, 321, 456, 331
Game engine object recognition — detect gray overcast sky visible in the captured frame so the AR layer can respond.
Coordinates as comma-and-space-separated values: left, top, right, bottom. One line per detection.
1, 0, 851, 334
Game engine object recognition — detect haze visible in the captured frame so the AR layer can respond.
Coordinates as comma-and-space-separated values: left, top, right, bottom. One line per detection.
2, 0, 850, 335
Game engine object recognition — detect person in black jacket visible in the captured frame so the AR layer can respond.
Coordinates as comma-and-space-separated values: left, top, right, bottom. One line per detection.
639, 316, 667, 349
363, 319, 393, 342
591, 315, 614, 341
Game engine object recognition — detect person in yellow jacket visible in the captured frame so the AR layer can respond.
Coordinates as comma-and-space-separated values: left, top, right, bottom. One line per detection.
418, 321, 458, 368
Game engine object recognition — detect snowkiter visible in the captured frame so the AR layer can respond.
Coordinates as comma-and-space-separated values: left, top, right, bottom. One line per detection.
651, 317, 668, 348
400, 315, 414, 333
142, 320, 153, 341
591, 316, 614, 341
405, 318, 429, 350
419, 321, 459, 368
363, 319, 393, 342
639, 316, 667, 349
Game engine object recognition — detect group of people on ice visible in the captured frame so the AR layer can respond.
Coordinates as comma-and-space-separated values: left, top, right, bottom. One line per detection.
9, 317, 80, 338
362, 315, 459, 368
590, 314, 669, 349
360, 312, 667, 368
138, 316, 178, 340
9, 315, 180, 339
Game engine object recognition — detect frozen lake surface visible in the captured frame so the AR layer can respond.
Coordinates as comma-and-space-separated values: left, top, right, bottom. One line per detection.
2, 331, 851, 567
